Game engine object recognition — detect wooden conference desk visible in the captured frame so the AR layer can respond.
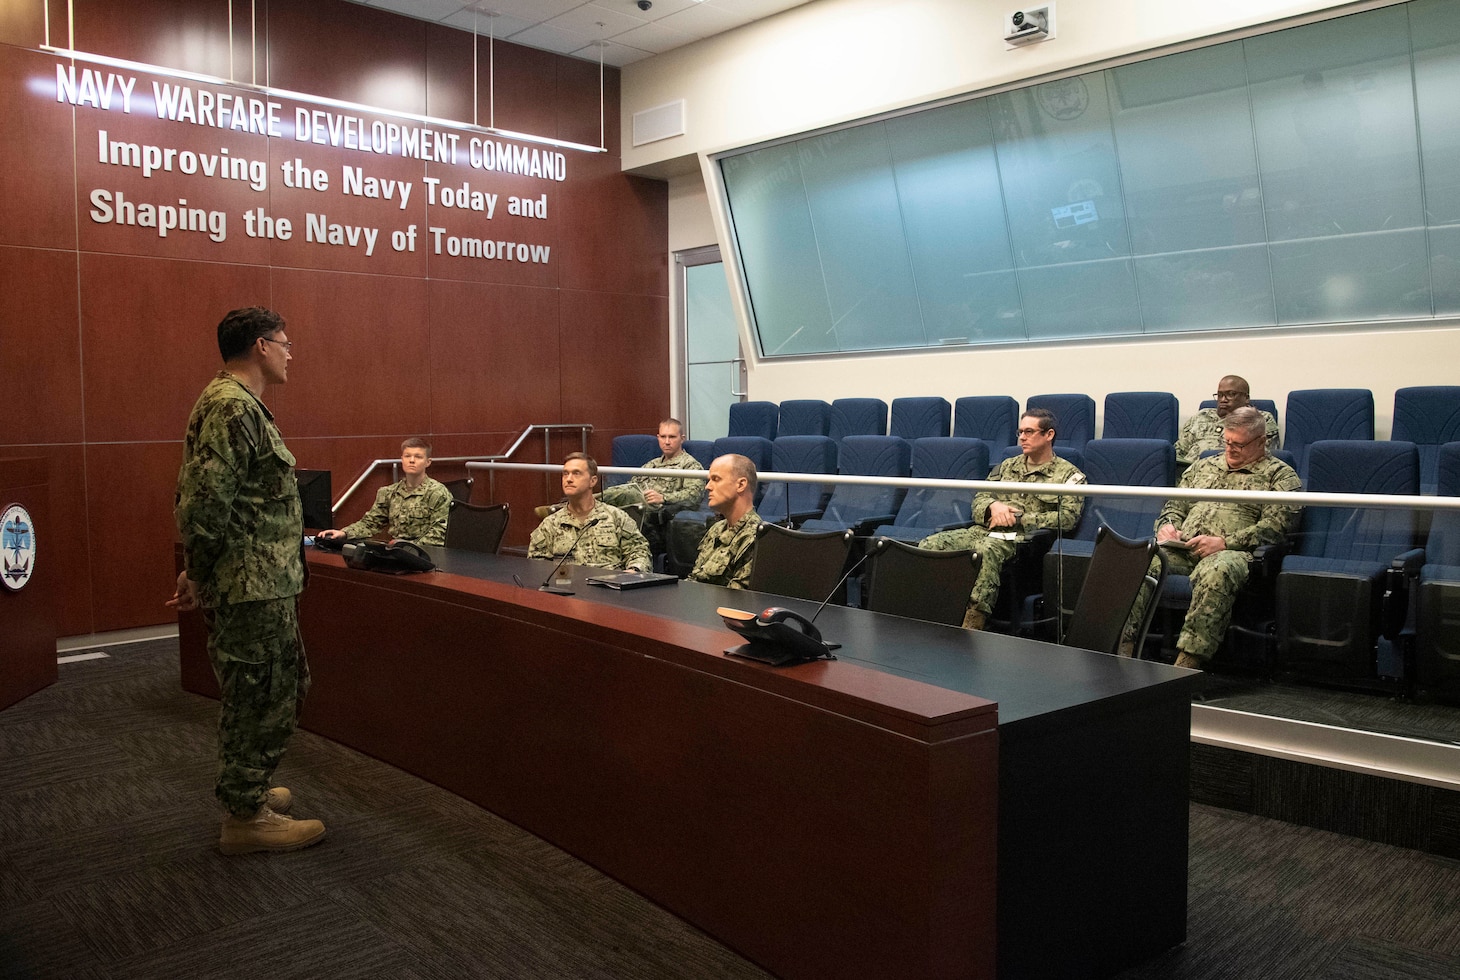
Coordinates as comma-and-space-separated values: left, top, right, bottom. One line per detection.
179, 547, 1201, 980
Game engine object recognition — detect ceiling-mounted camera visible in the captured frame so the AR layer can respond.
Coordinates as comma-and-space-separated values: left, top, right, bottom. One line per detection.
637, 0, 652, 10
1005, 5, 1055, 47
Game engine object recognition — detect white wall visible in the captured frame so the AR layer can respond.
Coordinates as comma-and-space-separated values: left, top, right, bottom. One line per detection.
635, 0, 1448, 438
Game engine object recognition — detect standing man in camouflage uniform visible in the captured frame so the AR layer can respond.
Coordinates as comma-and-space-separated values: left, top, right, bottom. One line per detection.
317, 437, 451, 545
1175, 375, 1280, 467
1122, 406, 1301, 669
168, 306, 326, 855
690, 454, 762, 589
920, 409, 1086, 630
528, 453, 652, 572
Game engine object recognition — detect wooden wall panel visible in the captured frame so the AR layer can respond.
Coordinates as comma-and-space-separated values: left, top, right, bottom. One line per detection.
558, 171, 668, 296
0, 445, 92, 638
560, 290, 670, 430
0, 247, 82, 444
267, 267, 431, 437
427, 279, 561, 434
84, 441, 183, 631
79, 253, 272, 444
0, 49, 80, 250
1, 0, 668, 634
70, 0, 234, 79
263, 1, 428, 114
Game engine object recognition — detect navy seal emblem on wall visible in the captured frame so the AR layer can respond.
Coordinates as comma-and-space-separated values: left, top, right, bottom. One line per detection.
2, 503, 36, 591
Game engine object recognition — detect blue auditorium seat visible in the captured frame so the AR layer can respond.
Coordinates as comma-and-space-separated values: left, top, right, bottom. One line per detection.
1026, 393, 1096, 449
1283, 388, 1374, 478
1410, 442, 1460, 698
683, 439, 715, 468
828, 398, 887, 440
1103, 392, 1179, 443
777, 399, 832, 437
728, 400, 779, 441
1392, 386, 1460, 494
604, 434, 660, 487
889, 397, 950, 440
759, 435, 838, 525
1275, 440, 1420, 686
953, 396, 1018, 453
799, 436, 912, 534
873, 437, 990, 543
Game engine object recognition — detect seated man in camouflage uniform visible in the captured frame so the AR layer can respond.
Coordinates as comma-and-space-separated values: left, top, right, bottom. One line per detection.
919, 408, 1086, 630
541, 419, 703, 553
1174, 374, 1280, 467
528, 452, 652, 573
1122, 406, 1302, 670
690, 454, 762, 589
317, 437, 452, 546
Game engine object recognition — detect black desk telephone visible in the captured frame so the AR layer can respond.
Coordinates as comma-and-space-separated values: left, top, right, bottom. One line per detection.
717, 606, 837, 666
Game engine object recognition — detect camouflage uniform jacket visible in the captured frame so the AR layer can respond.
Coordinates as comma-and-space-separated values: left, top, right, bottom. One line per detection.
341, 475, 451, 545
971, 454, 1086, 540
528, 499, 652, 572
1158, 452, 1301, 552
690, 509, 763, 589
1175, 408, 1281, 465
176, 372, 305, 608
630, 451, 705, 508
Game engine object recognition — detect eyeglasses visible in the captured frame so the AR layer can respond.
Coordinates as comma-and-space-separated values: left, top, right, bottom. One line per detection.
1222, 434, 1261, 450
1016, 427, 1049, 437
261, 337, 293, 352
1213, 390, 1248, 401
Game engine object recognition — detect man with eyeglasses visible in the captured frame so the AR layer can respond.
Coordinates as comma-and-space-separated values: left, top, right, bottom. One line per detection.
169, 306, 326, 854
1174, 375, 1280, 467
1121, 405, 1301, 670
920, 408, 1085, 631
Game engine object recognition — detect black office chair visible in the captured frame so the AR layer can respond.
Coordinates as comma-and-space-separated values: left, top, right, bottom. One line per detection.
863, 537, 980, 627
445, 501, 510, 554
1062, 527, 1166, 657
747, 524, 854, 603
441, 477, 473, 503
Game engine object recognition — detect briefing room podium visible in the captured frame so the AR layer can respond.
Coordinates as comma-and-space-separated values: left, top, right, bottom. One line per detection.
1, 457, 58, 711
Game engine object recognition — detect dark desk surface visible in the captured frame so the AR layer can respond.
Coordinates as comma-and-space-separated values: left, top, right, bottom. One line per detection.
409, 546, 1201, 731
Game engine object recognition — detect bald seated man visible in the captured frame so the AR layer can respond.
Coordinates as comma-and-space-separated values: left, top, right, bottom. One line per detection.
689, 454, 762, 589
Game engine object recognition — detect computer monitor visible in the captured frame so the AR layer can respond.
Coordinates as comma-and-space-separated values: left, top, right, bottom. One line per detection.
295, 469, 334, 531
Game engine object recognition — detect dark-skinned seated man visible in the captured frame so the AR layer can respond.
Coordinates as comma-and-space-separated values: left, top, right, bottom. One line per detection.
919, 408, 1085, 630
1121, 406, 1302, 669
1175, 374, 1280, 468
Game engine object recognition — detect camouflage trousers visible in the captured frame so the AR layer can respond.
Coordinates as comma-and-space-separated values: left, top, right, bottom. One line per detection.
1122, 549, 1251, 660
918, 526, 1020, 616
204, 597, 310, 817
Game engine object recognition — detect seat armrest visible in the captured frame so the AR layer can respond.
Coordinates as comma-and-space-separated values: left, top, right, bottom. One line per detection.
1390, 547, 1425, 574
933, 519, 975, 532
850, 514, 899, 535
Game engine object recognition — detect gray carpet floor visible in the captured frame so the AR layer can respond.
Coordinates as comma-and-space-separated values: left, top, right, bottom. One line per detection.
3, 640, 1460, 979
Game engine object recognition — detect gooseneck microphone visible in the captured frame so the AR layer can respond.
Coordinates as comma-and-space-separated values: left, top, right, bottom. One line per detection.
807, 547, 873, 637
538, 518, 599, 595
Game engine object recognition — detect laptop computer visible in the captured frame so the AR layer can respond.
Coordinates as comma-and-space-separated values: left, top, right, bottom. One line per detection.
585, 571, 680, 590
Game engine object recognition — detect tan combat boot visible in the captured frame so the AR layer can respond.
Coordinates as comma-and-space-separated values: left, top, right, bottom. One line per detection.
219, 804, 326, 855
961, 607, 987, 631
1174, 651, 1206, 670
264, 786, 291, 813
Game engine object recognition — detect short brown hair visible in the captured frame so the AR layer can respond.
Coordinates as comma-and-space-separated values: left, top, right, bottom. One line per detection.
401, 437, 432, 458
564, 452, 598, 479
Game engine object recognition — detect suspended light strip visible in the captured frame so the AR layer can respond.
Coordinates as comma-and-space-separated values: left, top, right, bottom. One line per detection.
40, 44, 608, 155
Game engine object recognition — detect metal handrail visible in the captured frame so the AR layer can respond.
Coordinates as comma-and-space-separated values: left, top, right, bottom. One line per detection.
333, 423, 592, 513
464, 461, 1460, 513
